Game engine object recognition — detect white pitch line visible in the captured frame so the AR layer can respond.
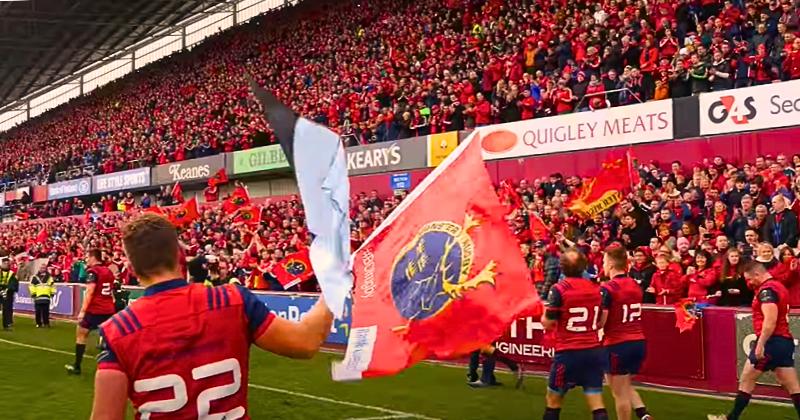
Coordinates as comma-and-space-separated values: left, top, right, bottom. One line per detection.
0, 337, 440, 420
247, 383, 439, 420
346, 415, 414, 420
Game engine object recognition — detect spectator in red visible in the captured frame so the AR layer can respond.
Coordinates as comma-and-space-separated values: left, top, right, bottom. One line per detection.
685, 250, 720, 304
651, 253, 686, 305
553, 80, 574, 115
639, 37, 659, 100
778, 247, 800, 306
784, 38, 800, 80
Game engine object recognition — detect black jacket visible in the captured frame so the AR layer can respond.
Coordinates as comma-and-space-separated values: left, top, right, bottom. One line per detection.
762, 209, 799, 248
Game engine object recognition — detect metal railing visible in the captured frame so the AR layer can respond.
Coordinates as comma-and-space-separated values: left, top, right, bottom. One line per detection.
574, 87, 643, 111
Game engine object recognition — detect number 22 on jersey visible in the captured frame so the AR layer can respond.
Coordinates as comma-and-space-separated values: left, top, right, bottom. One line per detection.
134, 358, 245, 420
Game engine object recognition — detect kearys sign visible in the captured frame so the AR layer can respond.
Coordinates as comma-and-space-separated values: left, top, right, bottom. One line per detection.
346, 138, 427, 176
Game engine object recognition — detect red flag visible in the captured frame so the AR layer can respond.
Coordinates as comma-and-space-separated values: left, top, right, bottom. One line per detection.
567, 154, 635, 219
674, 298, 698, 333
35, 227, 47, 244
529, 212, 549, 241
169, 197, 200, 227
143, 206, 165, 216
208, 168, 229, 188
171, 182, 184, 204
497, 179, 522, 215
334, 133, 539, 380
272, 249, 315, 289
232, 206, 261, 226
222, 186, 251, 215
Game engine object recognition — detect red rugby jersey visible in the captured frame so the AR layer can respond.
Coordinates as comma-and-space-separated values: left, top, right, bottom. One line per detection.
547, 277, 602, 352
97, 280, 275, 420
600, 275, 646, 346
85, 265, 116, 315
752, 279, 792, 340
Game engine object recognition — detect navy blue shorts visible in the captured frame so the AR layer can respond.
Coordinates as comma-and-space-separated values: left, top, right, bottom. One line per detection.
548, 347, 605, 395
749, 336, 795, 372
606, 340, 647, 375
79, 313, 112, 331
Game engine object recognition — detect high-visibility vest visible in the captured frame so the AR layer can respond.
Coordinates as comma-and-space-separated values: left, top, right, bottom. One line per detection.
0, 270, 13, 287
32, 278, 55, 300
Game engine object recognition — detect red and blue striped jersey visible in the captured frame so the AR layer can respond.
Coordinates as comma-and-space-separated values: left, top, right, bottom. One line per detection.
97, 279, 274, 420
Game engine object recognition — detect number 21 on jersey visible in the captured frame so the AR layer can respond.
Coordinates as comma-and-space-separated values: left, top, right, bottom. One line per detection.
566, 306, 600, 332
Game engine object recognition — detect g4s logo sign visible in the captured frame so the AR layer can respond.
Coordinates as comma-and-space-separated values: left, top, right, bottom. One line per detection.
708, 95, 757, 125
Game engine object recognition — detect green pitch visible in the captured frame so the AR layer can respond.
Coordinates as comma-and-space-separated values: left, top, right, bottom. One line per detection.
0, 316, 795, 420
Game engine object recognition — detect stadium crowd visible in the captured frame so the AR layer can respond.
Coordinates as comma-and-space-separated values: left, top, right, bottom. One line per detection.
1, 0, 799, 185
0, 151, 799, 310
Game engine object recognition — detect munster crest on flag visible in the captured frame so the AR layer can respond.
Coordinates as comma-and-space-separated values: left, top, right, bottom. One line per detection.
333, 132, 540, 381
274, 249, 314, 289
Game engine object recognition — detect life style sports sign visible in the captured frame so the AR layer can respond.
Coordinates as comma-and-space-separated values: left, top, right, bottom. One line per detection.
14, 282, 75, 316
152, 154, 226, 185
479, 100, 674, 160
699, 79, 800, 136
47, 177, 92, 200
92, 167, 150, 194
346, 137, 427, 176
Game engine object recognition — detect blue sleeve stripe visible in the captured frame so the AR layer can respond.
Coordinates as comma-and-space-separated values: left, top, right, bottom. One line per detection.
236, 285, 270, 336
214, 287, 222, 310
124, 308, 142, 331
111, 316, 126, 335
221, 286, 230, 308
117, 311, 135, 335
110, 315, 128, 336
206, 287, 214, 310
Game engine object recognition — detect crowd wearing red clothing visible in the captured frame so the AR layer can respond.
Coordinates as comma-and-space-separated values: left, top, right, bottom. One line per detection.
0, 0, 798, 187
1, 149, 799, 311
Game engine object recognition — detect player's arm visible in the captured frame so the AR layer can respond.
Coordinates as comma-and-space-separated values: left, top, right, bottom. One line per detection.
237, 286, 333, 359
80, 272, 98, 319
598, 287, 611, 329
756, 288, 779, 358
91, 370, 128, 420
91, 329, 128, 420
541, 288, 562, 331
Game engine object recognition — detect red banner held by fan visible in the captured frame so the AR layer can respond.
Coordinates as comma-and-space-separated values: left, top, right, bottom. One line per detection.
169, 197, 200, 228
273, 249, 315, 289
567, 153, 637, 219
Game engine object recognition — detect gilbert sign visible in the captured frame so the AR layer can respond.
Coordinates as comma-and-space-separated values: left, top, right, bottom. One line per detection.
479, 100, 674, 160
152, 154, 225, 185
345, 138, 427, 176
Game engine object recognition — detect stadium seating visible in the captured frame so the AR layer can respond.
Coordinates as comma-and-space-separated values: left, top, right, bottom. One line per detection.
0, 0, 798, 186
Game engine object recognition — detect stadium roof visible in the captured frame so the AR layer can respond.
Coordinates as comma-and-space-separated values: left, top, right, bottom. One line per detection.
0, 0, 229, 109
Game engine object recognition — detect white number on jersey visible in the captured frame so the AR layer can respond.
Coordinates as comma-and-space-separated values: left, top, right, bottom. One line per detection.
621, 303, 642, 323
133, 358, 244, 420
566, 306, 600, 332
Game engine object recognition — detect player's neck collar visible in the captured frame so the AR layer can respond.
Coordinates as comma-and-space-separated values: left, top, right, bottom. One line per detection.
143, 278, 189, 296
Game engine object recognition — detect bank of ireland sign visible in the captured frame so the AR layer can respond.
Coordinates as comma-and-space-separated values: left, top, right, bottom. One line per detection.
47, 178, 92, 200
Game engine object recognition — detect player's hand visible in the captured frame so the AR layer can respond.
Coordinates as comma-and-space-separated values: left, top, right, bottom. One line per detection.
755, 342, 766, 360
646, 287, 655, 293
78, 311, 85, 322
